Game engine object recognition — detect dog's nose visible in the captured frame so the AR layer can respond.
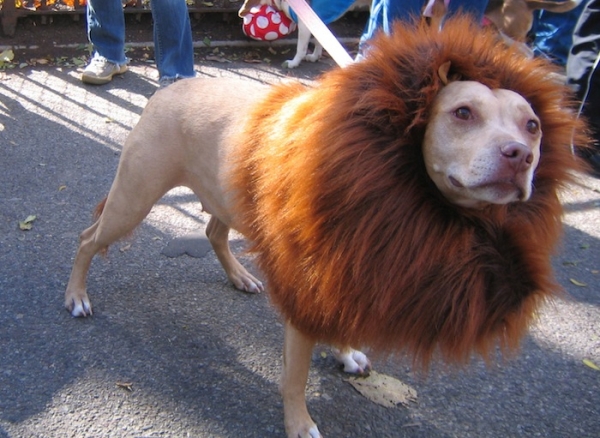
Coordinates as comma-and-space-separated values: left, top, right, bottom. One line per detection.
500, 142, 534, 171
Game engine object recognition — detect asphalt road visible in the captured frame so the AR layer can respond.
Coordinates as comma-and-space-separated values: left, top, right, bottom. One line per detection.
0, 32, 599, 438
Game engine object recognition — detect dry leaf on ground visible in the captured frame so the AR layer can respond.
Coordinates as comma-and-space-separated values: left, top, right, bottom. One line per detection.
346, 371, 417, 408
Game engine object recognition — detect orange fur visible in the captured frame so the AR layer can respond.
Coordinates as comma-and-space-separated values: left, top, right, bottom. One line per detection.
230, 16, 589, 367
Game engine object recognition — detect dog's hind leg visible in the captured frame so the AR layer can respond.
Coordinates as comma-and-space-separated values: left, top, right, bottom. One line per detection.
65, 146, 178, 317
205, 216, 264, 293
305, 41, 323, 63
64, 192, 162, 317
281, 322, 321, 438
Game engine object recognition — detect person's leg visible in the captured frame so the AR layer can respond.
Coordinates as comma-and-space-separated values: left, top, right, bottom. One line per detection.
566, 0, 600, 175
150, 0, 195, 82
86, 0, 127, 65
358, 0, 424, 56
83, 0, 128, 84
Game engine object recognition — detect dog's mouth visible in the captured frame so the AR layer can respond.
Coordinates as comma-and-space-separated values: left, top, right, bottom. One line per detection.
449, 175, 528, 205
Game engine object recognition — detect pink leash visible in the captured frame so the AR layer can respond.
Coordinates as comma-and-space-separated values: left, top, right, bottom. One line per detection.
285, 0, 355, 68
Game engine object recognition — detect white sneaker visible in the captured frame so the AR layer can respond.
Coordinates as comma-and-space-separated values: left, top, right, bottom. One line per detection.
81, 54, 128, 85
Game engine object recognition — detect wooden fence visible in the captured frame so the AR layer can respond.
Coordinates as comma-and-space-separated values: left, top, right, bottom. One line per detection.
0, 0, 242, 36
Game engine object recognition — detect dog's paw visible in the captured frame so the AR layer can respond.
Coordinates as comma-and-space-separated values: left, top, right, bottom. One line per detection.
237, 277, 264, 294
286, 422, 321, 438
333, 347, 372, 375
231, 272, 264, 294
304, 53, 320, 63
65, 293, 93, 317
282, 59, 301, 69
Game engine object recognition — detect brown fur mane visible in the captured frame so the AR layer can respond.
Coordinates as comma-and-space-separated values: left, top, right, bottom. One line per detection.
230, 16, 588, 367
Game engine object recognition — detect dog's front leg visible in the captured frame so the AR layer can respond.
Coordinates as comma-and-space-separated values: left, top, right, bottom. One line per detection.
332, 347, 371, 375
284, 22, 312, 68
281, 322, 321, 438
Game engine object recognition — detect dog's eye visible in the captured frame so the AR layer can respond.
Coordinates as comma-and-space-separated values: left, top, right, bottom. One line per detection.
526, 119, 539, 134
454, 107, 472, 120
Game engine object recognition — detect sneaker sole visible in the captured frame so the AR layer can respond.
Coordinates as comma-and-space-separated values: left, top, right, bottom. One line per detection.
81, 65, 128, 85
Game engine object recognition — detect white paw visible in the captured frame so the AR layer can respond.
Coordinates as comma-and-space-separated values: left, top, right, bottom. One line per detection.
288, 424, 321, 438
66, 296, 93, 317
240, 278, 264, 294
283, 59, 301, 69
232, 272, 264, 294
333, 348, 371, 375
307, 425, 322, 438
304, 53, 320, 63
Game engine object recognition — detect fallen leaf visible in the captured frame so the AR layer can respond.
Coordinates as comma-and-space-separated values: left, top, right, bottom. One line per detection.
203, 37, 212, 47
19, 215, 37, 231
0, 49, 14, 62
116, 381, 133, 391
36, 58, 49, 65
58, 185, 67, 191
346, 371, 417, 408
580, 244, 590, 249
320, 351, 327, 359
569, 278, 587, 287
583, 359, 600, 371
562, 260, 579, 266
205, 55, 230, 63
120, 243, 132, 252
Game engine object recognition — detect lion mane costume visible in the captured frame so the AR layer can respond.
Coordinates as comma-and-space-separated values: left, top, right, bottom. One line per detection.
231, 17, 588, 366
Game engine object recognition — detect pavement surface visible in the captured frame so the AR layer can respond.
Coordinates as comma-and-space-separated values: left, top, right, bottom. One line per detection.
0, 15, 599, 438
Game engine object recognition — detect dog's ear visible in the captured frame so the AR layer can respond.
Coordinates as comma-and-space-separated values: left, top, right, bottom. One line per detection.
437, 61, 461, 85
238, 0, 261, 17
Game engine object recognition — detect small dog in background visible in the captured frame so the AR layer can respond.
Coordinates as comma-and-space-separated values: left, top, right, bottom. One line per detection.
239, 0, 371, 68
484, 0, 580, 43
425, 0, 579, 56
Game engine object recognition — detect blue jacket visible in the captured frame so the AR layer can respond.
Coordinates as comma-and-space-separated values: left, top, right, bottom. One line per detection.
289, 0, 358, 24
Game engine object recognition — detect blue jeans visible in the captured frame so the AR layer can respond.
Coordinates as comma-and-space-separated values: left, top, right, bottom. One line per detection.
359, 0, 489, 53
87, 0, 195, 80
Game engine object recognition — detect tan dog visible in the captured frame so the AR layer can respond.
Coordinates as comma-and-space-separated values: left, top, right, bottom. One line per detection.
239, 0, 370, 68
65, 17, 585, 438
484, 0, 580, 42
65, 78, 541, 437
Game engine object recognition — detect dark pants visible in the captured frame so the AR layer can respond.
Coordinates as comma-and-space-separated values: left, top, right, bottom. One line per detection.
566, 0, 600, 173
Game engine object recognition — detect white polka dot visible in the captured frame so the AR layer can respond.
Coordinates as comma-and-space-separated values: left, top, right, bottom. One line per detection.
265, 31, 279, 41
279, 23, 290, 35
243, 15, 253, 25
256, 16, 269, 29
271, 12, 282, 24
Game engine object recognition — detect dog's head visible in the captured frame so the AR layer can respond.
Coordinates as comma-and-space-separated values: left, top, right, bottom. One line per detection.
423, 80, 541, 208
